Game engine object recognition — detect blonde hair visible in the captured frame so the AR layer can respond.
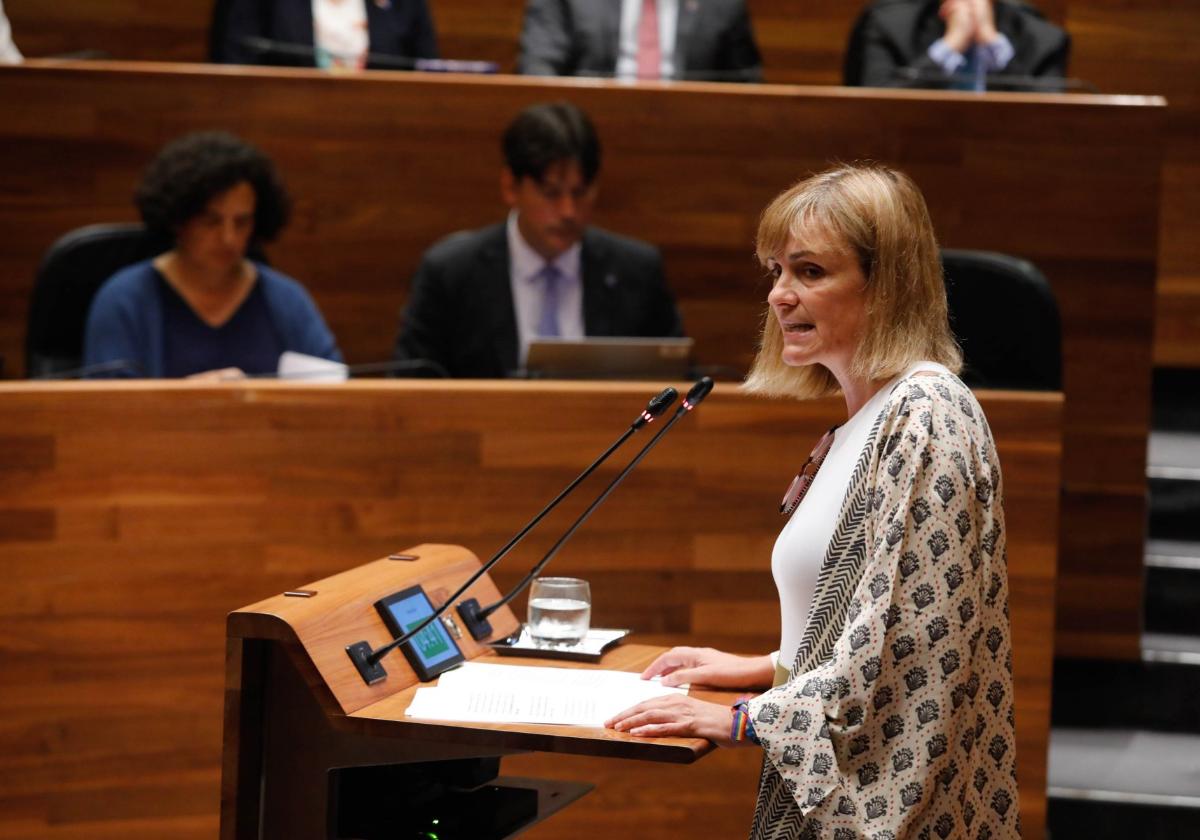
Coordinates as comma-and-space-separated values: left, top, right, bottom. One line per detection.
744, 163, 962, 399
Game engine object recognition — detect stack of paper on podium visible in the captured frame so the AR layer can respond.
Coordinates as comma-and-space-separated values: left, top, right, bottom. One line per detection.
405, 662, 687, 726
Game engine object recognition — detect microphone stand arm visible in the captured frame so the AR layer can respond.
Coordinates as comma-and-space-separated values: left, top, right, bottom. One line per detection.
480, 410, 685, 622
345, 388, 678, 684
475, 378, 713, 629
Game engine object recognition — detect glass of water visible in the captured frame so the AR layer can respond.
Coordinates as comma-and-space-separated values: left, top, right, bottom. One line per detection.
527, 577, 591, 647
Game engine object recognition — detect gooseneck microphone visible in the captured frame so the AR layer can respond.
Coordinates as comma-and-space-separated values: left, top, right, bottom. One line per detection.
466, 377, 715, 634
346, 386, 679, 685
35, 359, 144, 379
889, 66, 1096, 93
453, 385, 677, 639
238, 36, 499, 74
247, 358, 452, 379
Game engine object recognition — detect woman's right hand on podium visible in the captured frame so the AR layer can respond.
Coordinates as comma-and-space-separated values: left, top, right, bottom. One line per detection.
641, 647, 774, 690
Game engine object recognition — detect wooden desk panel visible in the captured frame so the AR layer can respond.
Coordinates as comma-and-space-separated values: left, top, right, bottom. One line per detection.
0, 63, 1159, 663
0, 380, 1059, 839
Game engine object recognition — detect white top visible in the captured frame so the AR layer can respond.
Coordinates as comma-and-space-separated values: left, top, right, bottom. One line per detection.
616, 0, 679, 80
506, 211, 585, 365
0, 0, 22, 65
772, 361, 950, 672
312, 0, 369, 70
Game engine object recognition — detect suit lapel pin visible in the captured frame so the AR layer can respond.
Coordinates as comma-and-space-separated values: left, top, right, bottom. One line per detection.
374, 0, 391, 8
605, 273, 618, 288
685, 0, 699, 12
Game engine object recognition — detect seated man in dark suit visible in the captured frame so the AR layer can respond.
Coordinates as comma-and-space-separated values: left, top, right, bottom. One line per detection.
211, 0, 438, 69
393, 101, 685, 379
518, 0, 762, 83
844, 0, 1069, 90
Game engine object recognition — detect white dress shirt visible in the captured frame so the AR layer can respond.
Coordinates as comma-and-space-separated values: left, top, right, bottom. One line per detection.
616, 0, 679, 80
773, 361, 950, 674
506, 211, 584, 365
312, 0, 369, 70
927, 33, 1016, 77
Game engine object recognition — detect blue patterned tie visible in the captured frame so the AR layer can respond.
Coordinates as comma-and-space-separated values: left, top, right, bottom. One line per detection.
951, 45, 985, 91
536, 264, 562, 337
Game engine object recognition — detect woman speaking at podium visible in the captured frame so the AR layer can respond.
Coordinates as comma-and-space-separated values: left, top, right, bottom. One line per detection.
607, 164, 1019, 839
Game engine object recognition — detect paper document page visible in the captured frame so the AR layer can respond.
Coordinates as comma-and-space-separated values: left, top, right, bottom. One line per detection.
405, 661, 687, 726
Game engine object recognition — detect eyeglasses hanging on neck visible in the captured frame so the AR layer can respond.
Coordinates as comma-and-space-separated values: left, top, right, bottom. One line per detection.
780, 425, 838, 516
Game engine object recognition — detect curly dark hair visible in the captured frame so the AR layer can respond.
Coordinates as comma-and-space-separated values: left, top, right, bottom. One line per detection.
134, 131, 291, 243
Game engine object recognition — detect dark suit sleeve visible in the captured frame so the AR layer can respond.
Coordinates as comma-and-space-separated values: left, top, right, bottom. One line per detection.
854, 9, 944, 88
643, 249, 686, 338
718, 1, 763, 82
407, 0, 439, 59
518, 0, 573, 76
211, 0, 269, 65
393, 250, 454, 376
1034, 29, 1070, 78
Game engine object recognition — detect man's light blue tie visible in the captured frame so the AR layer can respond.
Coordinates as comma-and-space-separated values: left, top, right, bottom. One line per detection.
536, 264, 562, 337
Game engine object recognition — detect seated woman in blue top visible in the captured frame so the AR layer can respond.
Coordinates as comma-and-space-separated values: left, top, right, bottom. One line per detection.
84, 131, 342, 379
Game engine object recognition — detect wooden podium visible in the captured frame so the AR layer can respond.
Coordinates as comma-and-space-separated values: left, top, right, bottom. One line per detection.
221, 543, 734, 839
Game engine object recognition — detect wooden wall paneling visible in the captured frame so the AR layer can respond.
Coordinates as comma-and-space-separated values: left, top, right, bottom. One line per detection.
0, 380, 1060, 839
1, 0, 855, 81
5, 1, 1194, 364
0, 0, 1069, 85
1154, 102, 1200, 367
0, 64, 1160, 662
1063, 0, 1200, 367
4, 0, 211, 62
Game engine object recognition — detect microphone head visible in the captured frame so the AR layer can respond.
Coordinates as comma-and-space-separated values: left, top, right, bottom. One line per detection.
682, 377, 714, 410
647, 387, 678, 418
633, 386, 678, 429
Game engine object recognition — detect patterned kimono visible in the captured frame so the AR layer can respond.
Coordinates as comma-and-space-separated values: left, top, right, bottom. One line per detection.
746, 372, 1019, 840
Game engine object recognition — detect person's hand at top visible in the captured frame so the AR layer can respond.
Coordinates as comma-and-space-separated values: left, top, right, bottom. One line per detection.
639, 646, 774, 690
187, 367, 246, 382
941, 0, 1000, 53
967, 0, 1000, 45
940, 0, 979, 53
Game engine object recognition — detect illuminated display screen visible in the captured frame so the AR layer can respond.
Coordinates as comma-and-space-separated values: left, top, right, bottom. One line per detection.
375, 585, 465, 681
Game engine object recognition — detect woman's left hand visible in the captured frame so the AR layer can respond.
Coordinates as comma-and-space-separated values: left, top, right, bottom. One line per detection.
604, 695, 740, 745
187, 366, 246, 381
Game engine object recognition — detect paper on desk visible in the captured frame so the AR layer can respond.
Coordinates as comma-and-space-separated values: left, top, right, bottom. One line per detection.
405, 661, 688, 726
277, 351, 348, 382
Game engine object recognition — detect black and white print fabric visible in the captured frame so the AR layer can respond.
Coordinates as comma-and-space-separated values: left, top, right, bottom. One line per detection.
747, 373, 1019, 840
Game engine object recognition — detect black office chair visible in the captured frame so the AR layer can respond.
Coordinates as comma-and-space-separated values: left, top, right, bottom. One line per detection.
942, 249, 1062, 391
24, 223, 169, 378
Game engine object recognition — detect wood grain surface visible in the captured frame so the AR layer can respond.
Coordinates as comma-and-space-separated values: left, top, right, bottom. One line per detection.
0, 380, 1059, 839
4, 0, 1194, 364
229, 544, 521, 716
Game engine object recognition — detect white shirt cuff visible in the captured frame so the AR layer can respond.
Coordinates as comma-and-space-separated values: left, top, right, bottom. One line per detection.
927, 38, 967, 75
982, 33, 1015, 72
